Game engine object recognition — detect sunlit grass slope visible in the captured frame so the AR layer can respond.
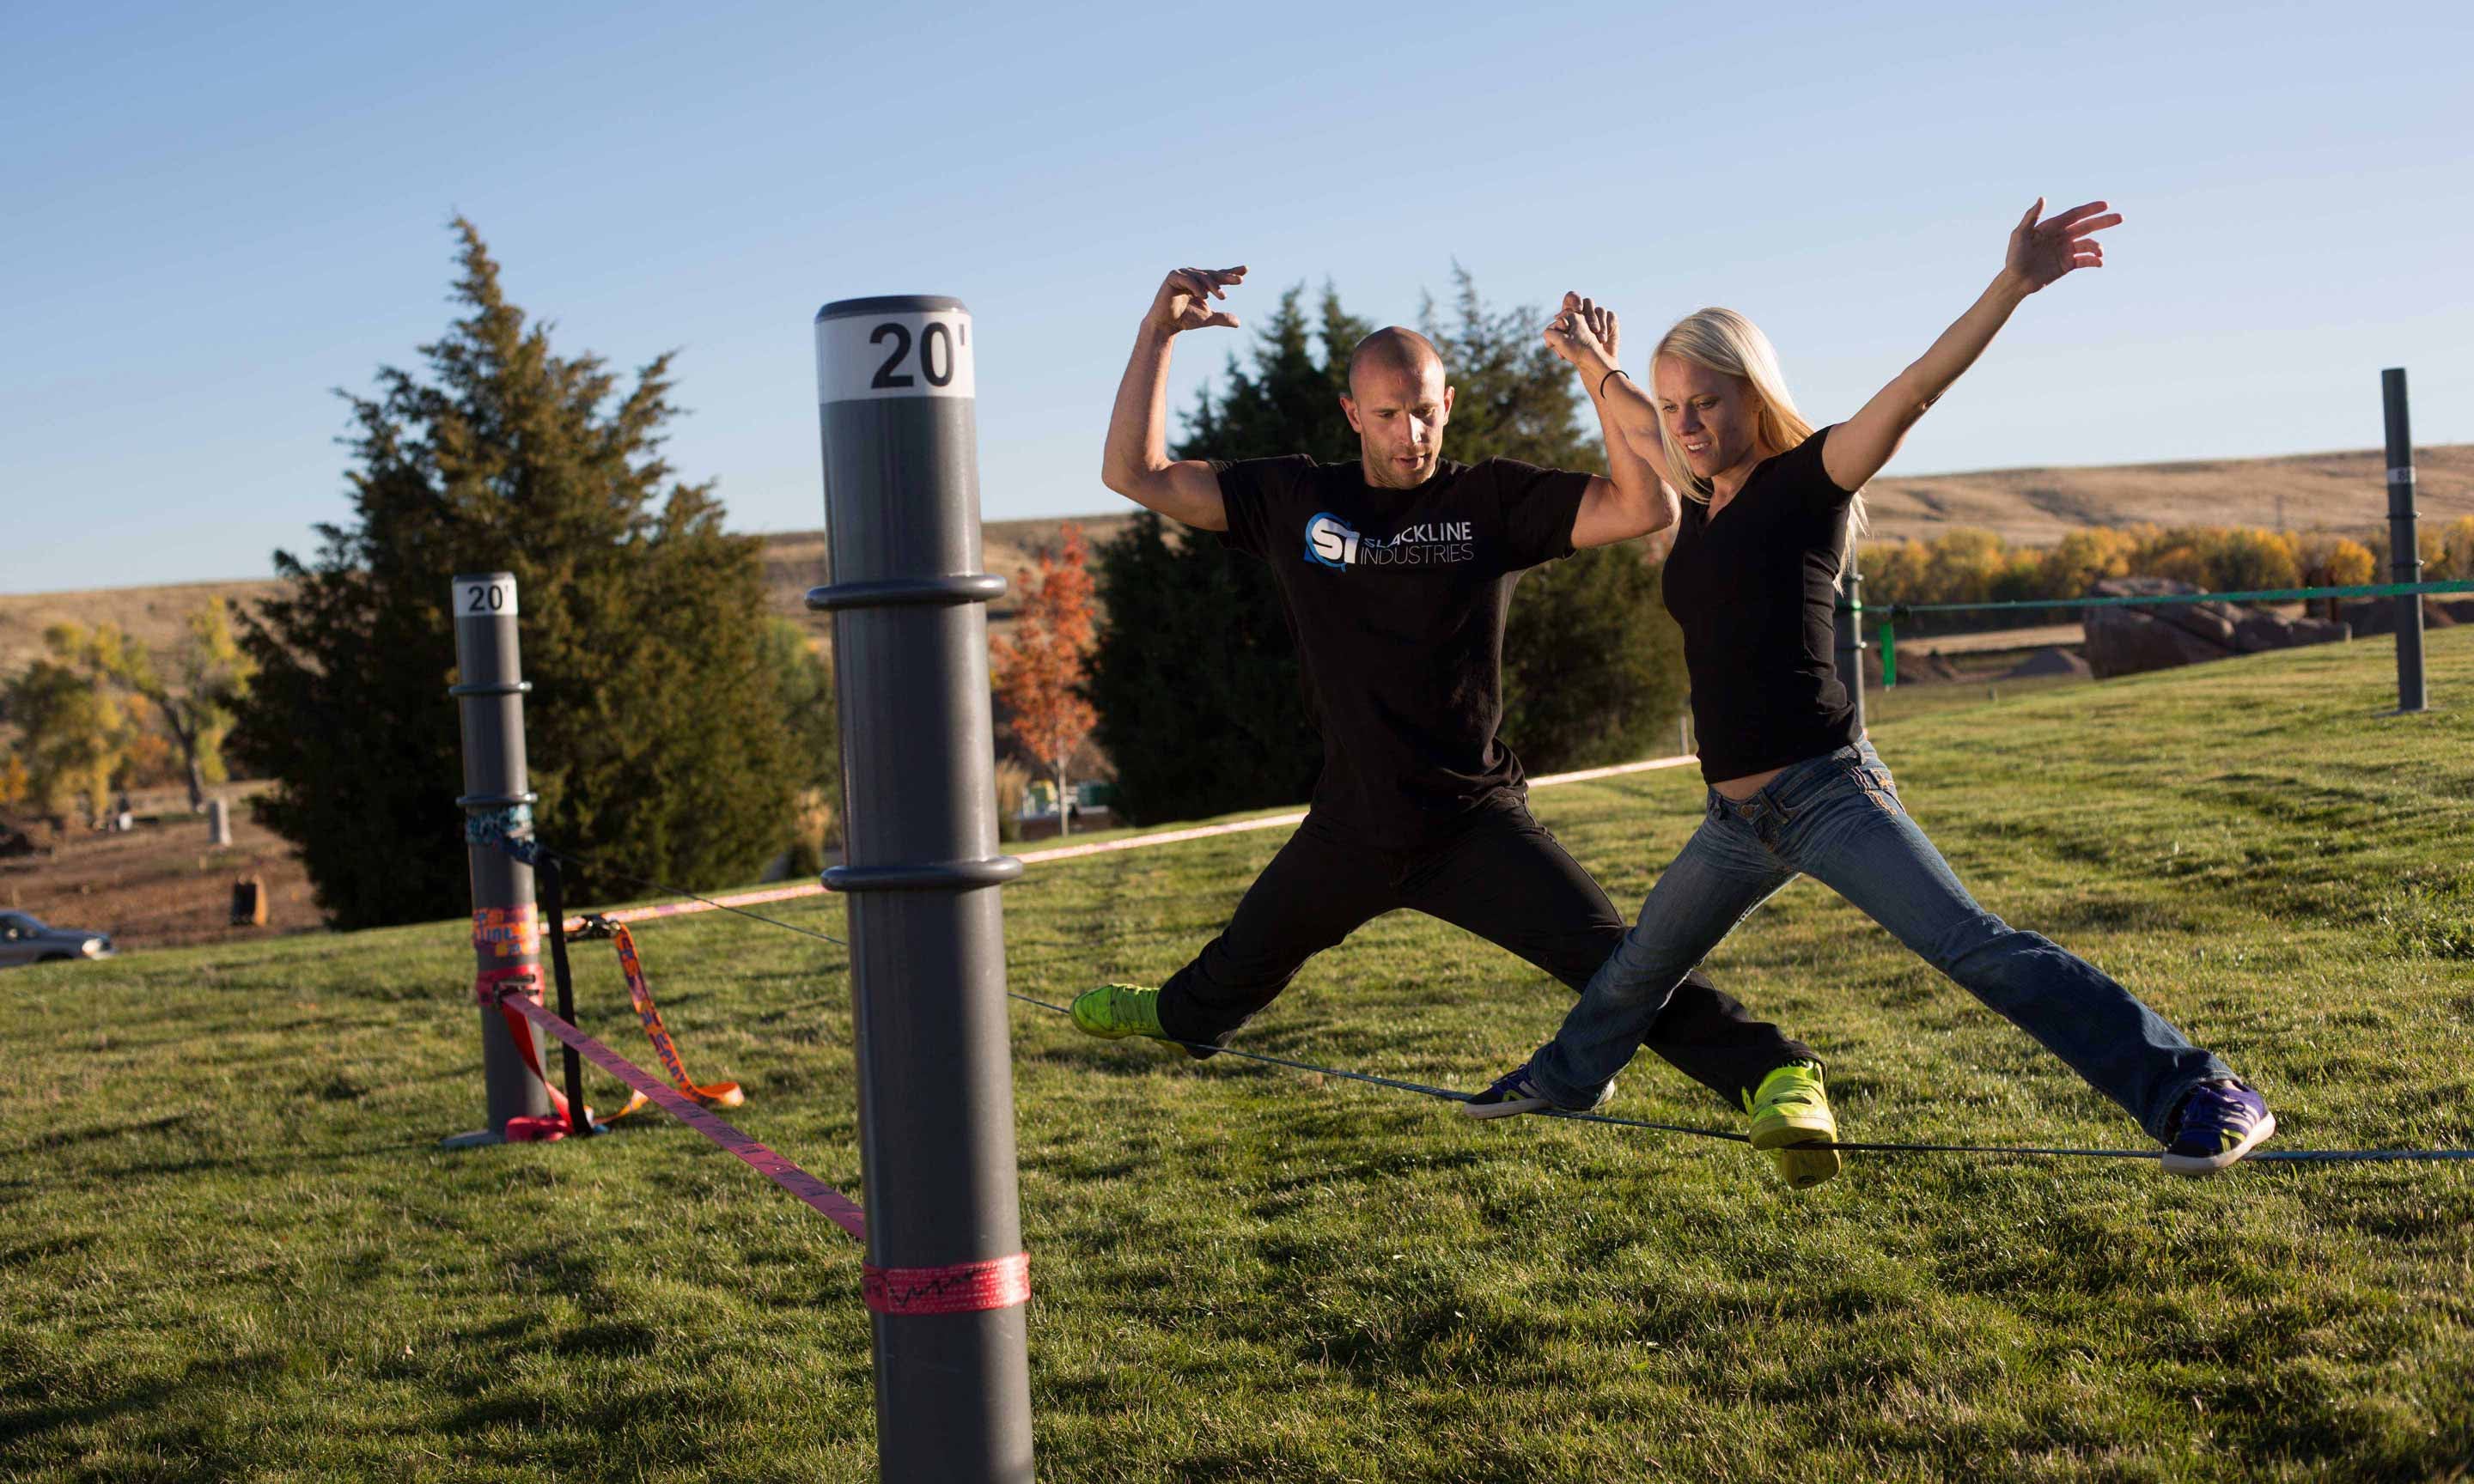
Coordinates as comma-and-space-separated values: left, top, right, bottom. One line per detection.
5, 630, 2471, 1481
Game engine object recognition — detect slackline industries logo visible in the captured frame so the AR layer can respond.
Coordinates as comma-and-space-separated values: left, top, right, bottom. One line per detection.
1302, 512, 1476, 570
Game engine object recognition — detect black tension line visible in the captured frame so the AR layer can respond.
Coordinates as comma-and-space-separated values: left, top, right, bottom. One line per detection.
1000, 995, 2474, 1163
535, 854, 594, 1137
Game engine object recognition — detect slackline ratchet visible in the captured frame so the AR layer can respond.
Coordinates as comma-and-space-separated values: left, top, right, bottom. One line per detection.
480, 908, 746, 1128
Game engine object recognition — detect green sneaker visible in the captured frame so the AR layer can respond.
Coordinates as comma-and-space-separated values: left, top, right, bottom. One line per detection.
1742, 1061, 1842, 1190
1071, 983, 1167, 1041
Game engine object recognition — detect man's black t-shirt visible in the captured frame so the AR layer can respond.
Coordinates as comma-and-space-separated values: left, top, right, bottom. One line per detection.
1661, 424, 1862, 784
1213, 455, 1592, 848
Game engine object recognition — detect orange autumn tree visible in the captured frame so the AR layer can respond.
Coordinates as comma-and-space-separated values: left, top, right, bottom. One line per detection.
990, 524, 1100, 836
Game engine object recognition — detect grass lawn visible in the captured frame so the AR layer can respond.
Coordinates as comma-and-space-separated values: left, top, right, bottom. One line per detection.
5, 630, 2471, 1481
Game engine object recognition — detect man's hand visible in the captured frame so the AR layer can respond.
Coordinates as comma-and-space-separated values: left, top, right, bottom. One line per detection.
1105, 266, 1246, 532
2001, 199, 2121, 295
1543, 290, 1618, 373
1146, 266, 1248, 336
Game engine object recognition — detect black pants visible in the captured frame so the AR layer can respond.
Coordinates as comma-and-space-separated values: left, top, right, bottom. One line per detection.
1157, 794, 1817, 1105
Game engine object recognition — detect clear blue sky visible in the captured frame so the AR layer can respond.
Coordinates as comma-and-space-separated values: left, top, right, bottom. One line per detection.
5, 0, 2469, 593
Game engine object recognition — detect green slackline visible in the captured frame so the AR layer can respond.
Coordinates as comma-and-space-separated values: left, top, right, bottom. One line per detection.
1840, 577, 2474, 619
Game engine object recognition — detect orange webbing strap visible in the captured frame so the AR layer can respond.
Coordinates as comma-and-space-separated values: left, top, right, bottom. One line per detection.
602, 923, 744, 1121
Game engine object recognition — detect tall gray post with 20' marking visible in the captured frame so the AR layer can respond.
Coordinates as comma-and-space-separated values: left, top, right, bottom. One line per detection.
444, 571, 556, 1147
807, 296, 1033, 1482
2384, 368, 2427, 715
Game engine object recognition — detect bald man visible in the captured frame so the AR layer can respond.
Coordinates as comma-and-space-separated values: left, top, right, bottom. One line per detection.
1077, 265, 1837, 1183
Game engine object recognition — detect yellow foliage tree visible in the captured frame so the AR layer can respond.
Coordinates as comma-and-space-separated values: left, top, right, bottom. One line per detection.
1920, 529, 2007, 606
1, 659, 133, 822
2437, 516, 2474, 582
2202, 528, 2300, 592
47, 601, 252, 812
2038, 527, 2138, 596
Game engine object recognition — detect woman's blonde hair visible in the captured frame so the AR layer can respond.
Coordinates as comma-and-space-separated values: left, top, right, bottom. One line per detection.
1650, 307, 1868, 569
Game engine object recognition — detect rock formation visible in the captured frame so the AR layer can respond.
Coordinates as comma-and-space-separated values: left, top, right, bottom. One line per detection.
2082, 578, 2350, 679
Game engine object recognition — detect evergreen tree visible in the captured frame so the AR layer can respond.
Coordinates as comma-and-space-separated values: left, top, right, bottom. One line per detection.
758, 617, 838, 873
1500, 547, 1685, 772
232, 220, 806, 928
1088, 271, 1686, 823
759, 619, 838, 802
1418, 264, 1595, 468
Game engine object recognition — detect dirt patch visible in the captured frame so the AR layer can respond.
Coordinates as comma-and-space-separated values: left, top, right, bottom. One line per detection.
0, 782, 320, 955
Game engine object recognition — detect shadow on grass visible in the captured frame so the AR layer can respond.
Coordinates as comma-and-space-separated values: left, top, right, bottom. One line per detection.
6, 1135, 463, 1193
0, 1346, 307, 1443
0, 1232, 100, 1268
17, 1110, 199, 1153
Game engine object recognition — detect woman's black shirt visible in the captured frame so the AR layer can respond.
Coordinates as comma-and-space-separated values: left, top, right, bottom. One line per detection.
1661, 425, 1862, 784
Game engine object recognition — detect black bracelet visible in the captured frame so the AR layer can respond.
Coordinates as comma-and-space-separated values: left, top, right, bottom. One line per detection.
1598, 367, 1630, 398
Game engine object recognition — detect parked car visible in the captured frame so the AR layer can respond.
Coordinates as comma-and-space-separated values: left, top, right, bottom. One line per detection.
0, 911, 115, 968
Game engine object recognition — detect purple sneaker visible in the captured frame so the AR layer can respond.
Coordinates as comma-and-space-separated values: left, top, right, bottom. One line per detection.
2162, 1080, 2276, 1177
1459, 1062, 1608, 1120
1459, 1064, 1552, 1119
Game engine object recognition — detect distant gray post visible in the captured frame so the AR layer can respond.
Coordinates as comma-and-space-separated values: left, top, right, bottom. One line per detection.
207, 797, 232, 848
2384, 368, 2426, 714
1836, 551, 1867, 731
806, 296, 1033, 1482
444, 571, 555, 1147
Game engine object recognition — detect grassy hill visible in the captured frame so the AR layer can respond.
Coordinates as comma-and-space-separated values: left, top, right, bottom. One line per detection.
11, 443, 2470, 673
1862, 441, 2474, 547
3, 630, 2470, 1481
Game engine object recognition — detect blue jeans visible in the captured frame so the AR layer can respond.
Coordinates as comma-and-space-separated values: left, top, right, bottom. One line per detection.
1526, 741, 2233, 1142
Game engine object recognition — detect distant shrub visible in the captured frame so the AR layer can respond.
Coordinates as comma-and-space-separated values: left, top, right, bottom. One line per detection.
2295, 534, 2376, 590
1864, 522, 2381, 622
2436, 516, 2474, 581
993, 759, 1030, 843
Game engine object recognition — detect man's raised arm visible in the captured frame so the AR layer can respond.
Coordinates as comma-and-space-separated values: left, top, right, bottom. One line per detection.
1100, 266, 1248, 532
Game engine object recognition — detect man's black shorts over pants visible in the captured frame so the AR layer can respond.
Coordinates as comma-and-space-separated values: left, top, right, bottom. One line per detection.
1156, 794, 1815, 1104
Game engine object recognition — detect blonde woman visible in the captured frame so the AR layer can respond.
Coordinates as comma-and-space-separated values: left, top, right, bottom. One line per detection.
1463, 201, 2277, 1180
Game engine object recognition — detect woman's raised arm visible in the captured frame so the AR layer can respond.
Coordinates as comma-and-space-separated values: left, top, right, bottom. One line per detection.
1823, 198, 2122, 492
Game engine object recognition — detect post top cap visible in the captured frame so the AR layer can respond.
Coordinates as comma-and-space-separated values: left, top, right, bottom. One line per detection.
817, 295, 969, 322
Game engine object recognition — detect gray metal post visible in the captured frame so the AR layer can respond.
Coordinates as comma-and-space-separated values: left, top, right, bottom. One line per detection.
1836, 551, 1867, 731
444, 571, 555, 1147
807, 296, 1033, 1482
2385, 368, 2427, 714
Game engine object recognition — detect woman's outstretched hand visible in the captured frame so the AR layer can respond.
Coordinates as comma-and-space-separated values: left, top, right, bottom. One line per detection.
1544, 290, 1619, 370
2004, 198, 2123, 293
